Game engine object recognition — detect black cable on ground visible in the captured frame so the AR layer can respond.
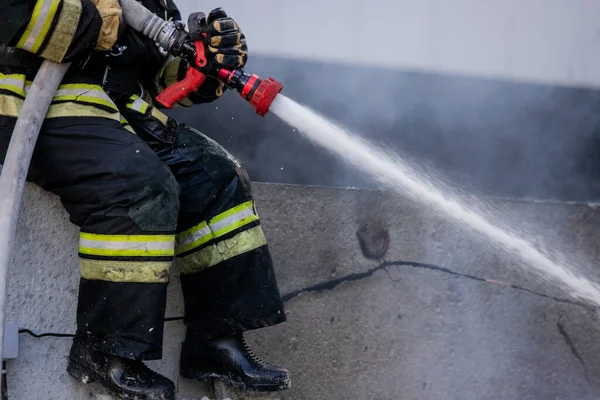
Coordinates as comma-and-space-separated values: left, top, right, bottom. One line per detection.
18, 329, 74, 339
18, 258, 596, 339
2, 360, 8, 400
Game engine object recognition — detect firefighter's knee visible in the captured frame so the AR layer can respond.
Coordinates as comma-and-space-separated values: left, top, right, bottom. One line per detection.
221, 154, 252, 200
178, 125, 253, 199
128, 158, 180, 232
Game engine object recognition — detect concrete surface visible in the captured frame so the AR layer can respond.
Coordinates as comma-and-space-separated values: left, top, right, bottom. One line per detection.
5, 181, 600, 399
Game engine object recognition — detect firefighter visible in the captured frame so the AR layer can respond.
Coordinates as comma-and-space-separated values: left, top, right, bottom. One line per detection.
0, 0, 290, 398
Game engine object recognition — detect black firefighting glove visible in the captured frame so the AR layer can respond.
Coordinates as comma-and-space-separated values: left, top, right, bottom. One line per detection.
201, 8, 248, 70
186, 9, 248, 102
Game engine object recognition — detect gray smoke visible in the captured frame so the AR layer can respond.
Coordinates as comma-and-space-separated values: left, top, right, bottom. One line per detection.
170, 54, 600, 202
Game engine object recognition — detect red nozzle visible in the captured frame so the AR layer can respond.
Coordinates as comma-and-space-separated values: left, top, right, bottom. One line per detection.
248, 77, 283, 117
217, 69, 283, 117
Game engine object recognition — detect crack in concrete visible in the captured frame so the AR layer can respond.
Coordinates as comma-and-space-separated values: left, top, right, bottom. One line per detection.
557, 320, 590, 382
22, 258, 598, 337
283, 259, 597, 315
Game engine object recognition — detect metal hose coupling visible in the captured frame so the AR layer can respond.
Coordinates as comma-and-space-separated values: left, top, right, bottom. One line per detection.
141, 15, 191, 58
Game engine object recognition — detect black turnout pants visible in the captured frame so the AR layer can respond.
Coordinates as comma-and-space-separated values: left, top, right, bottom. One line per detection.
0, 112, 286, 360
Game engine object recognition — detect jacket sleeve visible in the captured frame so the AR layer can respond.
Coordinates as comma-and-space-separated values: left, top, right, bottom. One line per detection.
0, 0, 103, 63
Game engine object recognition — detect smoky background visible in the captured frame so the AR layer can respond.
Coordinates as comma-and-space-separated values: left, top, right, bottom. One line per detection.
168, 54, 600, 202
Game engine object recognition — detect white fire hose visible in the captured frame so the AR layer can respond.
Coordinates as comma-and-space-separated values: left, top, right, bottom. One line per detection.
0, 0, 160, 388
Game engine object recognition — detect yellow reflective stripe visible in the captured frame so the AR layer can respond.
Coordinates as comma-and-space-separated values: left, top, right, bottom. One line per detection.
126, 97, 149, 114
46, 101, 120, 120
17, 0, 61, 53
80, 258, 171, 283
176, 201, 260, 255
176, 223, 212, 255
0, 75, 118, 112
0, 95, 21, 118
80, 233, 174, 242
79, 232, 175, 257
211, 209, 258, 238
54, 86, 118, 111
53, 95, 116, 110
151, 107, 169, 126
0, 75, 28, 97
123, 124, 136, 134
210, 201, 255, 224
120, 116, 136, 134
0, 94, 121, 121
179, 226, 268, 274
59, 83, 107, 91
40, 0, 82, 62
0, 84, 27, 98
79, 247, 174, 257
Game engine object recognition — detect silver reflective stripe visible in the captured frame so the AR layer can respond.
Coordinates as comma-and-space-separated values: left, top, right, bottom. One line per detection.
129, 98, 149, 113
0, 77, 27, 95
0, 77, 27, 87
177, 225, 211, 248
55, 87, 112, 101
54, 87, 117, 109
79, 238, 175, 252
209, 208, 255, 233
19, 0, 60, 53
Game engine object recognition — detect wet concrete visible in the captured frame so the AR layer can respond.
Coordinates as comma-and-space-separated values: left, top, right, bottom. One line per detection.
5, 181, 600, 399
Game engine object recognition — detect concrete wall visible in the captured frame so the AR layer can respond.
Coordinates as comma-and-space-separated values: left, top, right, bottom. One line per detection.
175, 0, 600, 89
7, 180, 600, 399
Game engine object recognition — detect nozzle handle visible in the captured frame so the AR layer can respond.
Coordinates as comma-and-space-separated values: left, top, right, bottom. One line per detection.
156, 67, 207, 108
156, 39, 208, 109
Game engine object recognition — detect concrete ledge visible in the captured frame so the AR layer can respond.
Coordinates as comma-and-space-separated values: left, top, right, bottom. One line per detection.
6, 181, 600, 399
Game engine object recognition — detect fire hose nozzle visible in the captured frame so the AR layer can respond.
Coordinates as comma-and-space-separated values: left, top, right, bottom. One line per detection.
138, 14, 284, 115
217, 69, 283, 117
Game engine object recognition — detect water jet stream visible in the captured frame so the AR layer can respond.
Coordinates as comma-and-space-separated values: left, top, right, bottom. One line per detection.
270, 94, 600, 308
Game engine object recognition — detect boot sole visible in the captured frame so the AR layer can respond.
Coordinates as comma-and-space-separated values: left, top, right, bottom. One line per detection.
180, 368, 291, 393
67, 359, 176, 400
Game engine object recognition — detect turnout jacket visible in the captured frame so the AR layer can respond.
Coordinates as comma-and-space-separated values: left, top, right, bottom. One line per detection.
0, 0, 209, 125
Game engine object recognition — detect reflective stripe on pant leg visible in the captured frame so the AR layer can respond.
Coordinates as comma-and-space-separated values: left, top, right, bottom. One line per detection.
79, 233, 175, 283
176, 200, 267, 274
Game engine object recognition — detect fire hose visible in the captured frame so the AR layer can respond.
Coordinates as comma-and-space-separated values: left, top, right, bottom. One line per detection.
0, 0, 284, 388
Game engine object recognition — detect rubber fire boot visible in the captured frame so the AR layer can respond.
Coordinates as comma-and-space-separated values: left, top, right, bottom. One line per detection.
179, 333, 291, 392
66, 340, 176, 400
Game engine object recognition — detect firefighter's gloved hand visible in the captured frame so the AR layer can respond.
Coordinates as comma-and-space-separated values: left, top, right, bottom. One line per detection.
91, 0, 123, 51
204, 8, 248, 70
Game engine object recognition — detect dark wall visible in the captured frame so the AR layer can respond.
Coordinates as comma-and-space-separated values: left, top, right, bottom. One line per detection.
168, 55, 600, 202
